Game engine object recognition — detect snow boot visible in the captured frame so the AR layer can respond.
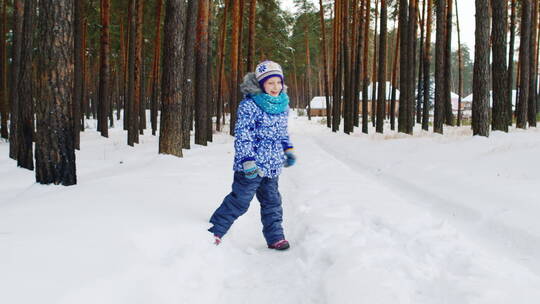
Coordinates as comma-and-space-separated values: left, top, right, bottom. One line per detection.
214, 235, 222, 246
268, 239, 290, 250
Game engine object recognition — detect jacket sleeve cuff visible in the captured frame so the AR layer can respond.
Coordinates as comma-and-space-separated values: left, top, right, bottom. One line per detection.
240, 156, 256, 163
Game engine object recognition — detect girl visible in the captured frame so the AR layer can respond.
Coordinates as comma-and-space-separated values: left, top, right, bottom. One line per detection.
208, 61, 296, 251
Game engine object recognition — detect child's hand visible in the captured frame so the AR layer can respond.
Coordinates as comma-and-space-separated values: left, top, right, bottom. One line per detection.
284, 149, 296, 168
243, 160, 262, 179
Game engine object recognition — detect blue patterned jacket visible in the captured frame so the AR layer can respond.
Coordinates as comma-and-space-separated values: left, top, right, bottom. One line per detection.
233, 73, 293, 178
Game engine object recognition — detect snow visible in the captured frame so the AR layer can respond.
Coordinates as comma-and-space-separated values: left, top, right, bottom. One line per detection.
1, 115, 540, 304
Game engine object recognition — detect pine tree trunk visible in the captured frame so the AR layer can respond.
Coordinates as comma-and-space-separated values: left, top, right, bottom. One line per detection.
206, 0, 213, 142
407, 0, 417, 133
306, 23, 313, 122
159, 0, 185, 157
74, 0, 84, 148
135, 0, 144, 137
362, 0, 371, 133
98, 0, 110, 137
150, 0, 162, 136
376, 0, 387, 133
0, 0, 9, 139
17, 0, 35, 170
195, 0, 209, 145
472, 0, 491, 136
434, 0, 446, 133
416, 0, 426, 124
443, 0, 454, 125
398, 0, 409, 133
319, 0, 332, 128
332, 0, 343, 132
371, 0, 379, 127
390, 24, 400, 130
247, 0, 256, 72
353, 0, 365, 128
492, 0, 508, 131
507, 0, 517, 126
216, 0, 228, 132
9, 0, 23, 160
455, 0, 463, 126
230, 0, 240, 135
127, 0, 136, 145
528, 0, 538, 126
35, 0, 76, 185
422, 0, 432, 130
182, 0, 198, 148
517, 0, 531, 128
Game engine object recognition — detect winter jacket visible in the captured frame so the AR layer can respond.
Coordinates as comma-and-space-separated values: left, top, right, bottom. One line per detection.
233, 73, 293, 178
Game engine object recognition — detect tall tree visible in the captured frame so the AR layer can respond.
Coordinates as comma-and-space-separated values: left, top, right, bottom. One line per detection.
74, 0, 85, 149
434, 0, 446, 133
516, 0, 531, 129
0, 0, 8, 139
159, 0, 186, 157
35, 0, 76, 185
150, 0, 163, 136
362, 0, 371, 133
422, 0, 432, 130
215, 0, 228, 132
229, 0, 240, 135
507, 0, 517, 126
376, 0, 387, 133
472, 0, 490, 136
17, 0, 35, 170
455, 0, 463, 126
398, 0, 410, 134
371, 0, 379, 127
332, 0, 343, 132
98, 0, 110, 137
390, 23, 400, 130
353, 0, 365, 128
528, 0, 538, 126
443, 0, 454, 125
195, 0, 209, 145
134, 0, 143, 138
247, 0, 257, 72
492, 0, 508, 131
416, 0, 426, 124
127, 0, 136, 145
319, 0, 331, 128
9, 0, 23, 159
182, 0, 199, 148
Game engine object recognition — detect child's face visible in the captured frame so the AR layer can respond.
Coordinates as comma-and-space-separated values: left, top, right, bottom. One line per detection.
263, 77, 283, 97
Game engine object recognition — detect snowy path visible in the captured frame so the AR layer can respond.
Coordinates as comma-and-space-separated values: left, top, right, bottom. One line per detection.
1, 116, 540, 303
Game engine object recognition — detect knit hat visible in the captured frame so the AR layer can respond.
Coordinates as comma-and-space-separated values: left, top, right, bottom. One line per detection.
255, 60, 284, 90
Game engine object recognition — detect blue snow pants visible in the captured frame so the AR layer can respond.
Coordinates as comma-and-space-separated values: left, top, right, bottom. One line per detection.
208, 171, 285, 245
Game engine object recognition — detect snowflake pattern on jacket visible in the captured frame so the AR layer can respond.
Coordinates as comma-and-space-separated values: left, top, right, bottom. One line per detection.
233, 98, 293, 178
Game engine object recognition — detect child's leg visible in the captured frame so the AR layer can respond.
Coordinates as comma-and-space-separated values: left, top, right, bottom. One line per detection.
256, 176, 285, 245
208, 171, 261, 238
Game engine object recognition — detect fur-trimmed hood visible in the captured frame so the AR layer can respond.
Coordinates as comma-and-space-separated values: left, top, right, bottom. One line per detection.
239, 72, 287, 97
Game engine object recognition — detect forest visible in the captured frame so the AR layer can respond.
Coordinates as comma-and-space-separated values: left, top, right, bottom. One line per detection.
0, 0, 538, 185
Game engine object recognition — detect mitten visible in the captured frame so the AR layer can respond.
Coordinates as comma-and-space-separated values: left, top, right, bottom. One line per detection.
284, 148, 296, 168
243, 160, 262, 179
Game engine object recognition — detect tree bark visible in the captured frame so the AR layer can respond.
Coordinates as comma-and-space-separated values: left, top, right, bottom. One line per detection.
517, 0, 531, 128
472, 0, 491, 136
150, 0, 162, 136
371, 0, 379, 127
528, 0, 538, 126
195, 0, 209, 145
182, 0, 199, 148
422, 0, 432, 130
247, 0, 257, 72
492, 0, 508, 131
507, 0, 517, 126
216, 0, 228, 132
362, 0, 371, 133
376, 0, 387, 133
98, 0, 110, 137
159, 0, 186, 156
17, 0, 35, 170
455, 0, 463, 126
320, 0, 332, 128
0, 0, 8, 139
74, 0, 84, 148
398, 0, 410, 134
434, 0, 446, 133
9, 0, 23, 160
443, 0, 454, 125
35, 0, 76, 185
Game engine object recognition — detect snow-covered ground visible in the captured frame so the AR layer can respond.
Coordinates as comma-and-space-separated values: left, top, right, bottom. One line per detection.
1, 114, 539, 304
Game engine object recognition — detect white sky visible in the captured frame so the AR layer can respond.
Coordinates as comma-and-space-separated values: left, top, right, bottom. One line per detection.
280, 0, 477, 53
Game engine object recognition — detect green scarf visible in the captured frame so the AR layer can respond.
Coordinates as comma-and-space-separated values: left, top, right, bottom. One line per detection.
251, 92, 290, 114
